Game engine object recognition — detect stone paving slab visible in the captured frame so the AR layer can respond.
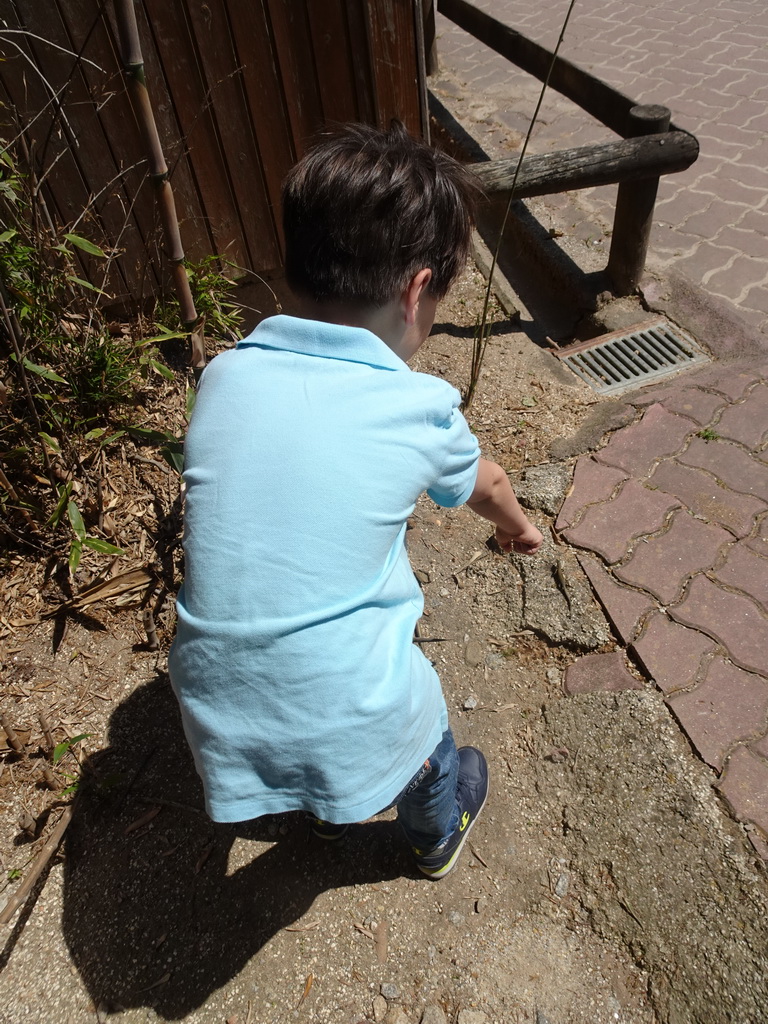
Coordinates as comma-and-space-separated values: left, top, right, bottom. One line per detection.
563, 651, 643, 695
631, 612, 715, 695
614, 511, 732, 605
666, 657, 768, 771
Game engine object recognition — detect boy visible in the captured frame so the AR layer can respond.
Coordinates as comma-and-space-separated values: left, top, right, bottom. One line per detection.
169, 121, 543, 880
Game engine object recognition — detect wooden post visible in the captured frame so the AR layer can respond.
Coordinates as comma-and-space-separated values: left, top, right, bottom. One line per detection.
607, 104, 671, 296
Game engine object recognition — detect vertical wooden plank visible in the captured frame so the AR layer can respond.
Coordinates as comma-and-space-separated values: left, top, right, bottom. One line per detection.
182, 0, 279, 270
141, 0, 249, 268
265, 0, 323, 156
305, 0, 358, 124
368, 0, 423, 135
343, 0, 377, 125
226, 0, 294, 257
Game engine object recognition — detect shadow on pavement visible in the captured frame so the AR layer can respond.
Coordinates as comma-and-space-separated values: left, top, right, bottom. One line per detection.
61, 673, 408, 1019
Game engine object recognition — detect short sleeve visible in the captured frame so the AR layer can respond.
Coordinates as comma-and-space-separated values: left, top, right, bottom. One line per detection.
426, 395, 481, 508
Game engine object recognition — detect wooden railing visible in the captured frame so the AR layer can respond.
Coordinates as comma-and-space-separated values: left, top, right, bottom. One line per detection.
437, 0, 700, 295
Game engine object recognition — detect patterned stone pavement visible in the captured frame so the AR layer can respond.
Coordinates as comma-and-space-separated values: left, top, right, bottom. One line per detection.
553, 361, 768, 855
433, 1, 768, 855
434, 0, 768, 334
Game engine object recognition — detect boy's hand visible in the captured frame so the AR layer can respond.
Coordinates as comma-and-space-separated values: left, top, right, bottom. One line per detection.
495, 522, 544, 555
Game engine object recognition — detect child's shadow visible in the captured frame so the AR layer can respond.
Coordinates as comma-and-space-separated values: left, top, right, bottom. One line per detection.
61, 673, 409, 1019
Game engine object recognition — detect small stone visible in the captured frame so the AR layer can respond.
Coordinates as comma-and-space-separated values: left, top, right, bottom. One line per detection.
373, 995, 388, 1022
464, 639, 485, 666
554, 872, 570, 898
546, 667, 561, 686
463, 695, 478, 711
536, 1012, 554, 1024
421, 1007, 448, 1024
384, 1010, 412, 1024
383, 1011, 410, 1024
414, 569, 430, 585
439, 587, 450, 598
381, 983, 400, 1001
457, 1012, 488, 1024
447, 909, 464, 926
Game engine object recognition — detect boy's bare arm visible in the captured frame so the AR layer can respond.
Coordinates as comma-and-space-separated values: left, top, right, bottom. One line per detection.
466, 458, 544, 555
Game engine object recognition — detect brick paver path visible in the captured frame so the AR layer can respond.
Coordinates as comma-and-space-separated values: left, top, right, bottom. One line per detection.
434, 0, 768, 333
554, 363, 768, 853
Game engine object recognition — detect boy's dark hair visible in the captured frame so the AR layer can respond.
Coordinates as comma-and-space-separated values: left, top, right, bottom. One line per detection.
282, 120, 482, 307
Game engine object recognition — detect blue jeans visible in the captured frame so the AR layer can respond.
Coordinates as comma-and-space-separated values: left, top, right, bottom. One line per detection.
389, 727, 459, 853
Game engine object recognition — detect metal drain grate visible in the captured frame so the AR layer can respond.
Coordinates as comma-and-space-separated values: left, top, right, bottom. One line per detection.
556, 317, 710, 395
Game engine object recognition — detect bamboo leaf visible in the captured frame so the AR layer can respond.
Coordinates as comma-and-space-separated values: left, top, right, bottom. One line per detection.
160, 441, 184, 474
185, 386, 196, 420
83, 537, 125, 555
47, 482, 73, 528
148, 358, 175, 381
66, 275, 110, 297
63, 233, 107, 258
52, 733, 90, 765
69, 538, 83, 573
22, 358, 68, 384
0, 229, 17, 243
84, 428, 107, 440
67, 500, 87, 542
38, 432, 61, 453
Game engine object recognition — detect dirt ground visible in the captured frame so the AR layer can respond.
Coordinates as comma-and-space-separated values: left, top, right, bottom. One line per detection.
1, 264, 767, 1024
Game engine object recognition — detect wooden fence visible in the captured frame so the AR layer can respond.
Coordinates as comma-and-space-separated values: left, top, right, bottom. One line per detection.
0, 0, 427, 302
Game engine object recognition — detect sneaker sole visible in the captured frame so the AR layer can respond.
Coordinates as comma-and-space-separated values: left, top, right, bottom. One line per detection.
417, 776, 489, 880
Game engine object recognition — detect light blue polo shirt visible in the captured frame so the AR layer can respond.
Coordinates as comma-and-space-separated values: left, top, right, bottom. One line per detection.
169, 315, 480, 823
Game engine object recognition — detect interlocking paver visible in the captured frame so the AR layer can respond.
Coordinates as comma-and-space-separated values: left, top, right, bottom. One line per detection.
752, 732, 768, 759
714, 383, 768, 447
657, 388, 726, 426
711, 541, 768, 609
577, 553, 655, 644
745, 516, 768, 558
647, 459, 766, 538
594, 404, 695, 478
669, 575, 768, 678
678, 436, 768, 501
615, 511, 732, 605
631, 612, 715, 694
554, 457, 628, 531
563, 480, 680, 564
717, 746, 768, 835
563, 651, 643, 696
684, 364, 767, 401
666, 657, 768, 770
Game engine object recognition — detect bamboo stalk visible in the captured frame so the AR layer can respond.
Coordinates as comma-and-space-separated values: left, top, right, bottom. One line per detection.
0, 805, 73, 926
113, 0, 203, 366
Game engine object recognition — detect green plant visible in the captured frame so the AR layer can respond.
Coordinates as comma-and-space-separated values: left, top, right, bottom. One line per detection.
52, 733, 91, 796
698, 428, 719, 441
155, 254, 244, 343
7, 868, 22, 882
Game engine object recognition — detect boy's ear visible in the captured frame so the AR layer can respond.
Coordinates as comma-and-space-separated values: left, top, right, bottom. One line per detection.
402, 268, 432, 325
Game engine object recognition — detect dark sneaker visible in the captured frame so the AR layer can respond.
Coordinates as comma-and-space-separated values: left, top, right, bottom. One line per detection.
310, 817, 350, 841
414, 746, 489, 880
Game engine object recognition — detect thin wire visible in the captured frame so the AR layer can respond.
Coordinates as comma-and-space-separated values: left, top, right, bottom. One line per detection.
465, 0, 579, 408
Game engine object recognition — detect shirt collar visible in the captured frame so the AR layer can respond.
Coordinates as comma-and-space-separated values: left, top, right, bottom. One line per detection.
237, 315, 408, 372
